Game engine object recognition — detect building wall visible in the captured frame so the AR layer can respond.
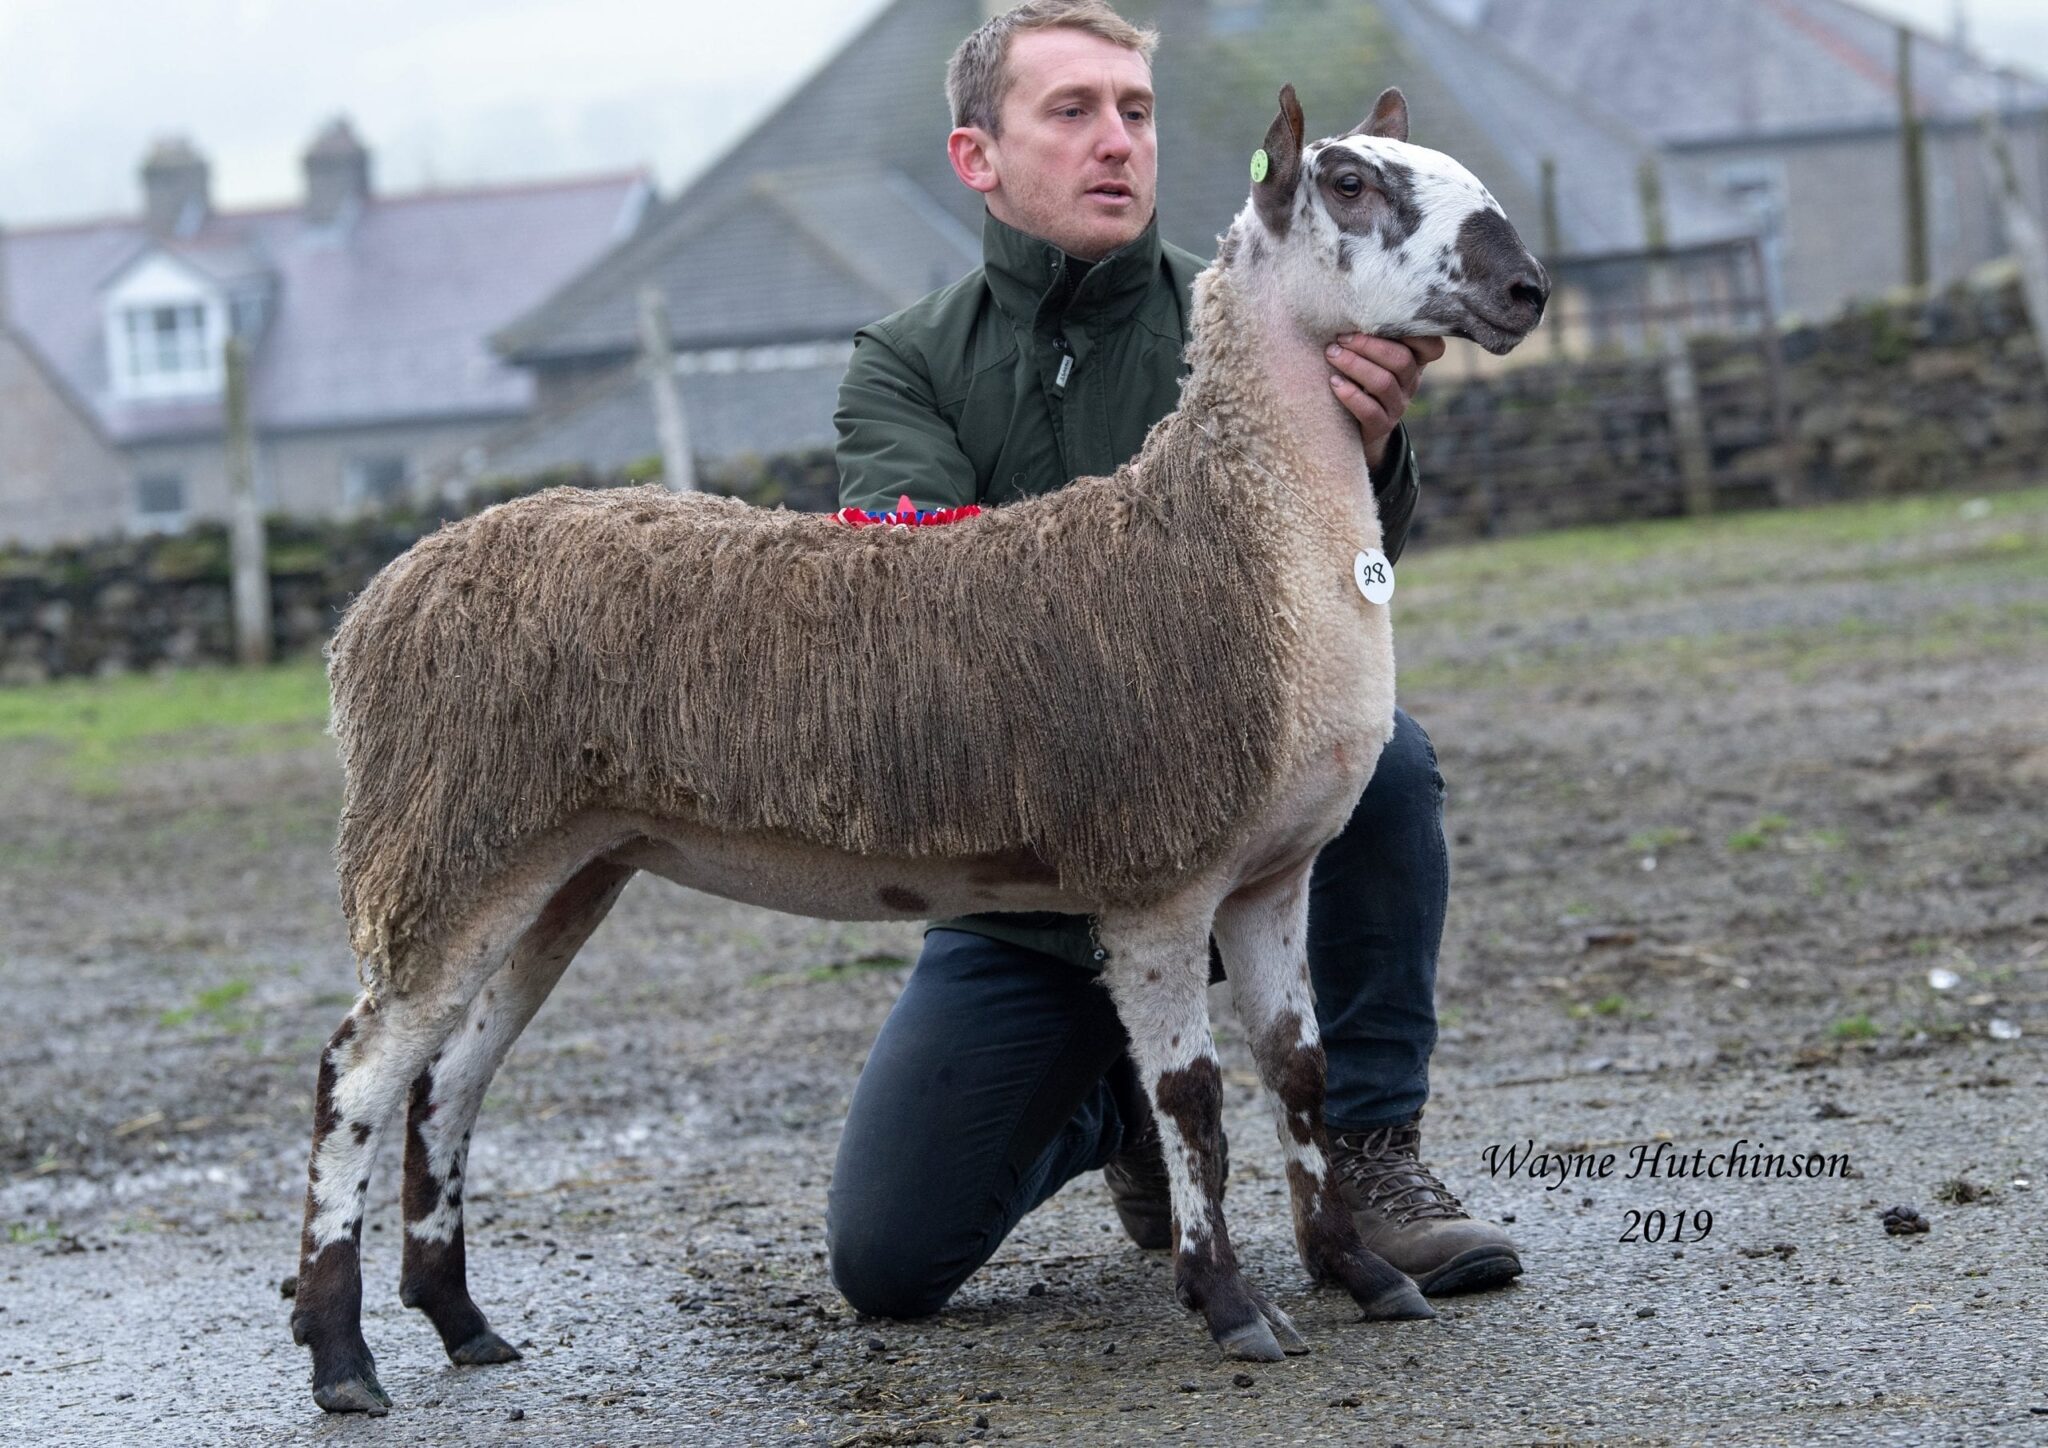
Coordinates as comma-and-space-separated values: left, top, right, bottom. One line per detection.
0, 328, 132, 548
123, 414, 516, 529
1674, 114, 2048, 320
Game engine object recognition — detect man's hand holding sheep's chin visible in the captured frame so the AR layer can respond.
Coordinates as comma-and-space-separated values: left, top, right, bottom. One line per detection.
1326, 333, 1447, 470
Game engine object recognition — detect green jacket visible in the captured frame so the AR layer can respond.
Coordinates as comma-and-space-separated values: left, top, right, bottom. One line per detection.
834, 209, 1422, 970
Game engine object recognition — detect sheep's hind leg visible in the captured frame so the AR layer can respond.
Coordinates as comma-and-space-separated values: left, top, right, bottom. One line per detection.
292, 990, 471, 1415
1097, 907, 1295, 1363
1214, 868, 1433, 1324
400, 858, 636, 1366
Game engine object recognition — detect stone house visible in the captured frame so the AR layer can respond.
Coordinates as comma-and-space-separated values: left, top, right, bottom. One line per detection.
471, 0, 1747, 480
0, 313, 131, 550
1462, 0, 2048, 319
0, 122, 649, 546
472, 0, 2048, 483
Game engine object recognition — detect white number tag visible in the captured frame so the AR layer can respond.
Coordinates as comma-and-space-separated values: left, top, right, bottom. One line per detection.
1353, 548, 1395, 605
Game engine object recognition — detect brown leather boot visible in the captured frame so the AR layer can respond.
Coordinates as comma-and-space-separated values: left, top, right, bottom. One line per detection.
1102, 1094, 1228, 1252
1329, 1112, 1522, 1295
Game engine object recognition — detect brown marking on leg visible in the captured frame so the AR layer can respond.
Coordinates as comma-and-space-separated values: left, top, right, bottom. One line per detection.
292, 1010, 389, 1414
1254, 1015, 1427, 1317
399, 1066, 503, 1360
396, 857, 632, 1369
877, 884, 930, 913
1153, 1057, 1269, 1350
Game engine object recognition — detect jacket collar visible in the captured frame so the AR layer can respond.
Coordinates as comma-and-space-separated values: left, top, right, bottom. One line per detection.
981, 208, 1164, 334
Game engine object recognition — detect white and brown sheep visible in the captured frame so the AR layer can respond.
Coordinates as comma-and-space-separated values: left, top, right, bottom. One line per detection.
290, 85, 1547, 1414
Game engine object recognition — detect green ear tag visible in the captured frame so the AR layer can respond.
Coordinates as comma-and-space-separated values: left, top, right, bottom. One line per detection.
1250, 148, 1270, 184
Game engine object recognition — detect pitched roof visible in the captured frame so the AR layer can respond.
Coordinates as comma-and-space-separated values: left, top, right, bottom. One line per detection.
1378, 0, 1752, 253
1469, 0, 2048, 148
1, 171, 649, 443
496, 0, 984, 361
506, 166, 980, 362
500, 0, 1752, 368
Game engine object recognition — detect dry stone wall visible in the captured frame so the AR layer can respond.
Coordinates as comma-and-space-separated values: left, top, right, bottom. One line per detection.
1402, 275, 2048, 541
4, 277, 2044, 682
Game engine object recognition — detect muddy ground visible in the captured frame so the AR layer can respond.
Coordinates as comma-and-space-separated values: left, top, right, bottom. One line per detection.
1, 489, 2044, 1446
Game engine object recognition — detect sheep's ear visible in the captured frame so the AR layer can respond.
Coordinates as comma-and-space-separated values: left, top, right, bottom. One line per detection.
1350, 87, 1410, 144
1254, 84, 1306, 236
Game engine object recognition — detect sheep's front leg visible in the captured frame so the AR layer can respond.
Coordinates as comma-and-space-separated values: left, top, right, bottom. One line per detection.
1215, 867, 1433, 1322
1097, 907, 1298, 1362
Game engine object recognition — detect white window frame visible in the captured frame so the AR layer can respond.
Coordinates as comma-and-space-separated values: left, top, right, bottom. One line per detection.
102, 252, 228, 401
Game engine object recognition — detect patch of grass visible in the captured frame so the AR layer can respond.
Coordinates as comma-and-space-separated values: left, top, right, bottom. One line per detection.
5, 1220, 58, 1246
1567, 993, 1630, 1020
160, 977, 256, 1032
750, 951, 912, 989
1829, 1013, 1880, 1041
1727, 813, 1793, 852
0, 659, 330, 794
1627, 826, 1693, 853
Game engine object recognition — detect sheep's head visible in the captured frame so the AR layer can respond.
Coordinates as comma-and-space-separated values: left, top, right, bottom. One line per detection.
1244, 85, 1548, 355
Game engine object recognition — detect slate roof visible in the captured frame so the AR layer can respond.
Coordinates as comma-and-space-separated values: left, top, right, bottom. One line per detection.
1, 171, 648, 444
506, 166, 980, 362
1469, 0, 2048, 148
1378, 0, 1753, 253
495, 0, 986, 362
499, 0, 1720, 369
465, 354, 850, 480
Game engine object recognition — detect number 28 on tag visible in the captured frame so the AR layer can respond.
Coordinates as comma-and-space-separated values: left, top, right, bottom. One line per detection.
1353, 548, 1395, 605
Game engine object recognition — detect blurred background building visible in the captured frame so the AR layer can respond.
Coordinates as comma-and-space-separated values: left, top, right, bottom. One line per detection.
1, 122, 647, 546
3, 0, 2046, 546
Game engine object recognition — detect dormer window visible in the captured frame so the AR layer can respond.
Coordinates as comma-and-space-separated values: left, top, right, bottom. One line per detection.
101, 249, 232, 402
121, 303, 213, 389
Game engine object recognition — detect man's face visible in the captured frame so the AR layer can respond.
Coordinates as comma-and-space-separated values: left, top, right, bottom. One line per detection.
977, 27, 1158, 261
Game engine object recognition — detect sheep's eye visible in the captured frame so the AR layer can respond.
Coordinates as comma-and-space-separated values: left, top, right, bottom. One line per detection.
1335, 173, 1364, 198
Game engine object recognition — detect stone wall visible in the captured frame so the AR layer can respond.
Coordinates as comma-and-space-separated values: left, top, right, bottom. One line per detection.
1402, 273, 2048, 542
4, 276, 2043, 682
0, 454, 837, 684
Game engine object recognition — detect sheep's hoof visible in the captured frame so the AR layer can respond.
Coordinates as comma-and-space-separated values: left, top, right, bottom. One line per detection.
313, 1371, 393, 1415
1249, 1290, 1310, 1355
1358, 1279, 1435, 1322
1216, 1316, 1288, 1362
449, 1329, 522, 1366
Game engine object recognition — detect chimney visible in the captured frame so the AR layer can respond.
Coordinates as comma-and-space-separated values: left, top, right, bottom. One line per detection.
141, 137, 210, 238
303, 118, 372, 226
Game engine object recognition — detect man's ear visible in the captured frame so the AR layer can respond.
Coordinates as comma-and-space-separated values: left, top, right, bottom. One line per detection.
1253, 84, 1306, 236
1349, 87, 1409, 144
948, 125, 999, 196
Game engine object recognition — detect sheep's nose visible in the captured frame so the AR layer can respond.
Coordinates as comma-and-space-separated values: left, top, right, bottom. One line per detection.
1510, 263, 1549, 320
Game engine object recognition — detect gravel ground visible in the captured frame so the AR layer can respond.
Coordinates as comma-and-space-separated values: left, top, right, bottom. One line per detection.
1, 490, 2043, 1446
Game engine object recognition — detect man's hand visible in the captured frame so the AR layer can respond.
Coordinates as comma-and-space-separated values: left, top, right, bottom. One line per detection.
1326, 334, 1447, 470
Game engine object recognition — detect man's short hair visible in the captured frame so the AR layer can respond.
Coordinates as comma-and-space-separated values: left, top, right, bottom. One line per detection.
945, 0, 1159, 135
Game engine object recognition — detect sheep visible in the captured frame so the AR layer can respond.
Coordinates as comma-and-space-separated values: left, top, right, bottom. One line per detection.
290, 84, 1548, 1415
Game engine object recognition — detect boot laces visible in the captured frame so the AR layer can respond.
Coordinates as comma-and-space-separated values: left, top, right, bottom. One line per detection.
1331, 1119, 1468, 1225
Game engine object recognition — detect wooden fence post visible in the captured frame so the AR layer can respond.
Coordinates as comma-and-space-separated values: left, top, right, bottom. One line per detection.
1540, 156, 1565, 358
1639, 158, 1717, 517
637, 286, 696, 493
1898, 26, 1931, 289
223, 335, 271, 667
1981, 113, 2048, 393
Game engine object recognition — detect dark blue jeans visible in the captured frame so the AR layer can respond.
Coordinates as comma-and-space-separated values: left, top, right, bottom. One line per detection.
826, 709, 1449, 1319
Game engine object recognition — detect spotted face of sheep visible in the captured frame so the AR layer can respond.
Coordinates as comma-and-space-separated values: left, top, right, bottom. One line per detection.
1244, 86, 1548, 355
290, 85, 1547, 1415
